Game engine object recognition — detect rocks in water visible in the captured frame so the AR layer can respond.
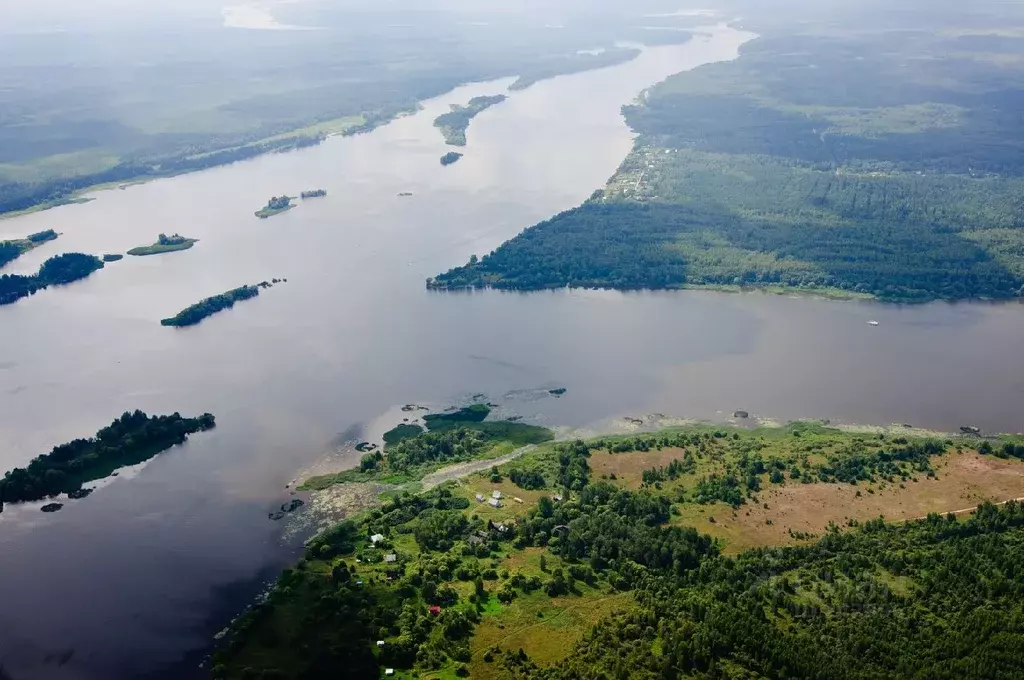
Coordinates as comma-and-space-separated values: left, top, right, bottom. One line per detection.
269, 498, 305, 521
960, 425, 982, 435
355, 442, 378, 452
41, 503, 64, 513
401, 404, 429, 412
67, 488, 93, 500
733, 410, 749, 419
549, 388, 567, 396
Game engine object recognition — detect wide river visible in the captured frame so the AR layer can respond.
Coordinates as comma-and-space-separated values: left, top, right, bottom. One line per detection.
1, 23, 1023, 680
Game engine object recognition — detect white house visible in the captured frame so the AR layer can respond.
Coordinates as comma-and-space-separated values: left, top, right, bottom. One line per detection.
370, 533, 384, 544
475, 493, 485, 502
492, 490, 502, 500
385, 669, 395, 676
377, 640, 386, 647
384, 554, 397, 563
488, 498, 501, 508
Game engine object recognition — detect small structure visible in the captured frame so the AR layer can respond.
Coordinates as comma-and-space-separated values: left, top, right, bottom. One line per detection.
513, 497, 524, 504
370, 533, 384, 544
377, 640, 386, 648
428, 605, 441, 616
488, 498, 502, 508
384, 554, 397, 563
492, 490, 503, 500
553, 494, 563, 502
475, 493, 485, 502
385, 669, 395, 676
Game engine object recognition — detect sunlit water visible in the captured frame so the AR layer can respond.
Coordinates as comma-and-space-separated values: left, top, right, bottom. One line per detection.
1, 23, 1022, 679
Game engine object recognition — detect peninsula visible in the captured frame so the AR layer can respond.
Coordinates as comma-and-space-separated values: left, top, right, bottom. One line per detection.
440, 151, 463, 166
433, 95, 508, 146
0, 229, 59, 269
0, 410, 216, 509
127, 233, 197, 256
214, 420, 1024, 679
255, 196, 295, 218
0, 252, 104, 306
161, 280, 280, 327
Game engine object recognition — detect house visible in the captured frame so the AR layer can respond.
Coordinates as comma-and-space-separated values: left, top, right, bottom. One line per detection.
377, 640, 386, 648
370, 533, 384, 544
488, 498, 501, 508
428, 605, 441, 616
385, 669, 394, 676
553, 494, 563, 502
492, 490, 503, 499
475, 493, 485, 502
384, 554, 397, 563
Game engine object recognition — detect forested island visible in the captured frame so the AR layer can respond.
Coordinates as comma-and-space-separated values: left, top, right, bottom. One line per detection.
213, 419, 1024, 679
301, 189, 327, 199
434, 95, 508, 146
430, 28, 1024, 302
0, 252, 104, 305
255, 196, 295, 218
161, 280, 281, 327
127, 233, 197, 256
440, 152, 464, 166
0, 410, 215, 509
0, 229, 58, 269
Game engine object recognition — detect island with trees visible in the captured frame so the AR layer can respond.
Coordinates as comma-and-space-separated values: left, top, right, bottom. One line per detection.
211, 418, 1024, 679
440, 151, 464, 166
255, 196, 295, 219
0, 410, 216, 510
161, 280, 282, 327
127, 233, 198, 256
433, 95, 508, 146
102, 253, 124, 262
300, 189, 327, 199
429, 28, 1024, 302
0, 229, 59, 269
0, 252, 104, 306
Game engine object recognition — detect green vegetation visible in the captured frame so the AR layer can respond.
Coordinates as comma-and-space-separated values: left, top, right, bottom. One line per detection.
423, 404, 491, 427
384, 424, 426, 447
434, 95, 508, 146
440, 152, 464, 166
215, 420, 1024, 679
0, 252, 104, 305
127, 233, 197, 256
431, 28, 1024, 301
300, 189, 327, 199
160, 282, 279, 327
0, 410, 215, 507
102, 253, 123, 262
0, 229, 58, 269
508, 46, 641, 91
255, 196, 296, 219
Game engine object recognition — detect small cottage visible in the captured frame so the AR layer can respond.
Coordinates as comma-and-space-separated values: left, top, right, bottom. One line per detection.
384, 554, 397, 563
488, 498, 501, 508
475, 493, 485, 502
370, 533, 384, 544
492, 490, 503, 499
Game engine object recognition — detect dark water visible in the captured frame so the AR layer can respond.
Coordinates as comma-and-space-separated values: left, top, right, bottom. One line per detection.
1, 23, 1023, 680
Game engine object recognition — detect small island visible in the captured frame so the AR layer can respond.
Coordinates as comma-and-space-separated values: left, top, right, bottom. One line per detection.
161, 280, 281, 327
440, 151, 464, 166
0, 252, 104, 306
433, 94, 508, 146
0, 229, 59, 269
255, 196, 295, 219
103, 253, 124, 262
300, 189, 327, 199
0, 410, 216, 508
127, 233, 198, 256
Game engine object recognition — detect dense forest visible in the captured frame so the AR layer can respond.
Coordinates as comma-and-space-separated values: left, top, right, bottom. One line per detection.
160, 284, 264, 327
431, 30, 1024, 301
434, 95, 508, 146
0, 410, 215, 507
0, 252, 104, 305
214, 422, 1024, 679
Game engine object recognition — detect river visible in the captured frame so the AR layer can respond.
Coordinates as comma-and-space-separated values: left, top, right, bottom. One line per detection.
1, 23, 1023, 680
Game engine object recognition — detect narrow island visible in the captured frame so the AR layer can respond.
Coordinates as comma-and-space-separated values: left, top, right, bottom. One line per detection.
127, 233, 198, 257
103, 253, 124, 262
161, 280, 281, 327
255, 196, 295, 219
0, 252, 104, 306
440, 151, 463, 166
0, 229, 59, 269
0, 410, 216, 510
433, 94, 508, 146
300, 189, 327, 199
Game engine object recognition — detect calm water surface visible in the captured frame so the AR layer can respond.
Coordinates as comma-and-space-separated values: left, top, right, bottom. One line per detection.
1, 24, 1023, 680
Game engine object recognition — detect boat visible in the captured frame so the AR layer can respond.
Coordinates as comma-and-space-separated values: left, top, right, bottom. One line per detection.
867, 320, 880, 326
